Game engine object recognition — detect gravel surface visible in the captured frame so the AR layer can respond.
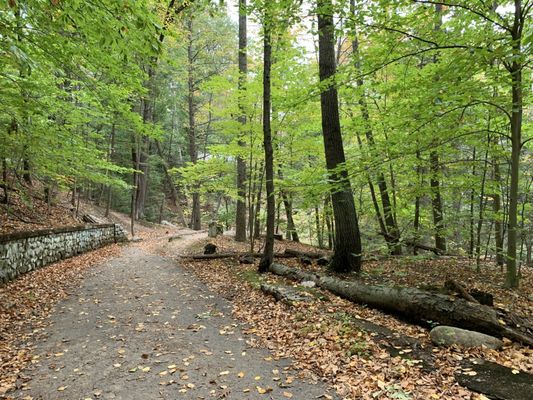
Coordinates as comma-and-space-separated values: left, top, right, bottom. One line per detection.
15, 242, 337, 400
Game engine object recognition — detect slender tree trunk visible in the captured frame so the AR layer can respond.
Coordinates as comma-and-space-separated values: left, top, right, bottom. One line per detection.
258, 16, 275, 273
315, 205, 324, 248
187, 18, 201, 230
493, 156, 504, 267
430, 4, 446, 254
278, 167, 299, 242
22, 159, 31, 185
248, 161, 257, 242
1, 158, 8, 204
469, 148, 477, 257
413, 149, 422, 255
476, 144, 490, 270
235, 0, 248, 242
505, 0, 523, 288
254, 165, 264, 239
325, 195, 334, 250
317, 0, 362, 273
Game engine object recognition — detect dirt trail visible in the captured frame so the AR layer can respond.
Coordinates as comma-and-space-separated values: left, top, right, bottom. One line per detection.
14, 233, 337, 400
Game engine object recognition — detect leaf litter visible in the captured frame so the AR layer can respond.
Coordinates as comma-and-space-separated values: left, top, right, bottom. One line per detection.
180, 235, 533, 399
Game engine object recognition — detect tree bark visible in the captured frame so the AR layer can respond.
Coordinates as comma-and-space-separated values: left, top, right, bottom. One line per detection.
268, 263, 533, 346
505, 0, 523, 288
493, 154, 505, 267
187, 18, 201, 230
278, 167, 299, 242
429, 4, 447, 254
253, 164, 264, 239
258, 13, 275, 273
317, 0, 362, 273
235, 0, 248, 242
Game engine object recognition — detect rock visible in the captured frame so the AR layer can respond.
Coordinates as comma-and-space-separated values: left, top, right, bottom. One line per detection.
299, 256, 313, 265
239, 254, 255, 264
273, 233, 283, 241
430, 326, 503, 350
300, 280, 316, 288
316, 257, 329, 266
131, 237, 143, 243
204, 243, 217, 255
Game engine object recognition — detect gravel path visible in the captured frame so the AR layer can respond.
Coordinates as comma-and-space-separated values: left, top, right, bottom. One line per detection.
16, 240, 338, 400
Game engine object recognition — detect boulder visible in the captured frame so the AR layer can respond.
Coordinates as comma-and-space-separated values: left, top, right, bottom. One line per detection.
430, 326, 503, 350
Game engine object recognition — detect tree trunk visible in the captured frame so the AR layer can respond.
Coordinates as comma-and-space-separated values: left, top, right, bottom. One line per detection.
317, 0, 362, 273
268, 263, 533, 346
475, 143, 490, 270
278, 167, 299, 242
493, 154, 505, 268
258, 13, 275, 273
505, 1, 523, 288
187, 18, 201, 230
253, 164, 264, 239
22, 159, 32, 186
235, 0, 248, 242
412, 149, 422, 255
324, 195, 334, 250
1, 158, 8, 204
469, 148, 477, 257
430, 4, 447, 254
248, 161, 257, 243
315, 205, 324, 248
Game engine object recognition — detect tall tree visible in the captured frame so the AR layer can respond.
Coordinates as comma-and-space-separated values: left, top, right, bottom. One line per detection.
235, 0, 248, 241
258, 3, 275, 273
187, 18, 202, 230
317, 0, 362, 273
430, 4, 447, 254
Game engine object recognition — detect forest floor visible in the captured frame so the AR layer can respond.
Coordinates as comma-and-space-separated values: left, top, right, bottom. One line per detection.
0, 228, 338, 400
1, 194, 532, 399
177, 235, 533, 399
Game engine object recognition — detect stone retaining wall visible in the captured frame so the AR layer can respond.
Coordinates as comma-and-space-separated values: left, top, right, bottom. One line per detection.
0, 224, 127, 283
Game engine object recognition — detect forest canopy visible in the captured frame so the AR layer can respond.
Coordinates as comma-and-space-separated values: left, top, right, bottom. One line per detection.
1, 0, 531, 287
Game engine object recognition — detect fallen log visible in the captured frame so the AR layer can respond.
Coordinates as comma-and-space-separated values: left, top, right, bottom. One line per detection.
456, 359, 533, 400
268, 263, 533, 346
184, 252, 300, 260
